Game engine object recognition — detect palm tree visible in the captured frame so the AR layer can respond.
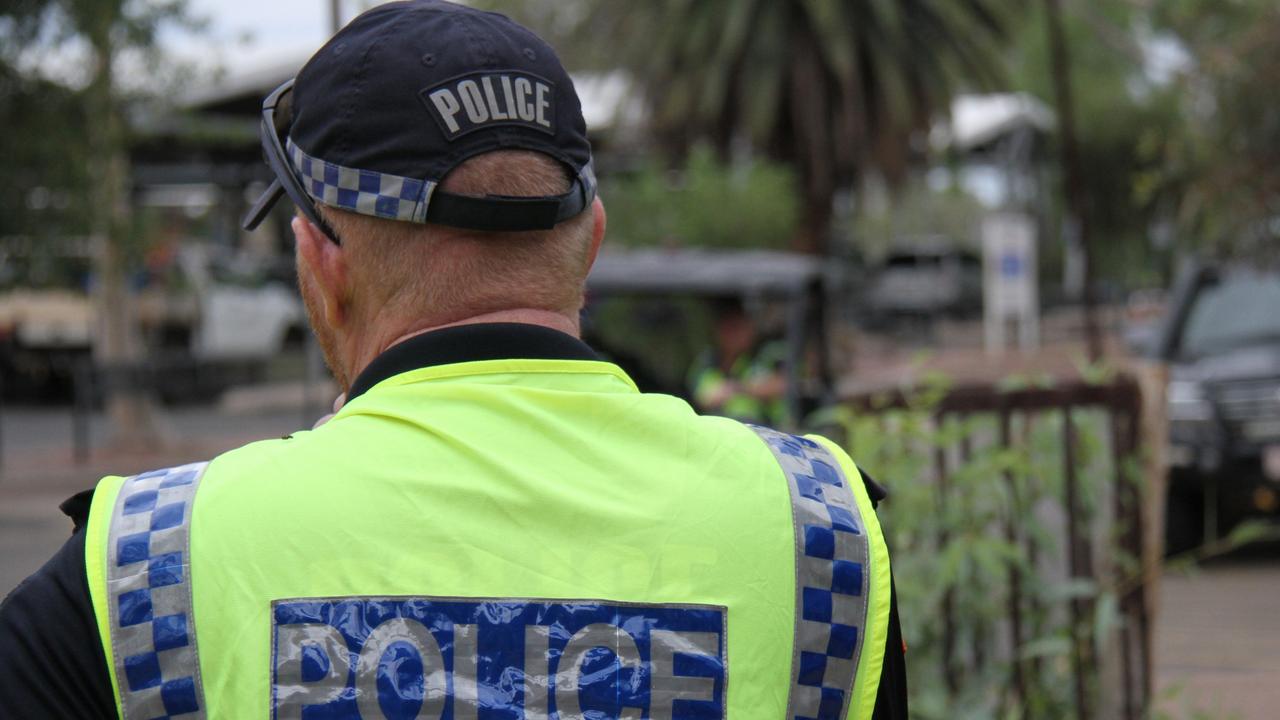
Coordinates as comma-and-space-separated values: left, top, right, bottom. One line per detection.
590, 0, 1015, 253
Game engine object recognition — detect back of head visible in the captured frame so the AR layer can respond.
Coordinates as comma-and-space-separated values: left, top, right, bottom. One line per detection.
244, 0, 601, 331
320, 150, 597, 330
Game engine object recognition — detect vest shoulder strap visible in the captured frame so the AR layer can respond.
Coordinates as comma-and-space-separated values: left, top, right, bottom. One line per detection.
103, 462, 210, 719
750, 425, 872, 720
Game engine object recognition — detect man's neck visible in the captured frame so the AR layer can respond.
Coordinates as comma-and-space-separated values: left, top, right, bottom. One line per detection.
345, 309, 580, 390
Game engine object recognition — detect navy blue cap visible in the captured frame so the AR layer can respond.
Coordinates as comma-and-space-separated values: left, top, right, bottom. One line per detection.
247, 0, 596, 234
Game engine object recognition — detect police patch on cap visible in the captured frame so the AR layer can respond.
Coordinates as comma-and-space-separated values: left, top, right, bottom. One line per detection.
421, 71, 556, 141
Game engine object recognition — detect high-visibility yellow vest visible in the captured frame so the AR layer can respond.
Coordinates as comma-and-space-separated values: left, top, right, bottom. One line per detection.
84, 358, 892, 718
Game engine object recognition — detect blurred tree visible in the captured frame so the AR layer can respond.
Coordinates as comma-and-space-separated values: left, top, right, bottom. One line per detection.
0, 64, 92, 244
475, 0, 1017, 252
999, 0, 1278, 291
2, 0, 194, 445
1042, 0, 1103, 360
581, 0, 1015, 254
1147, 0, 1280, 256
1004, 1, 1186, 292
601, 145, 799, 250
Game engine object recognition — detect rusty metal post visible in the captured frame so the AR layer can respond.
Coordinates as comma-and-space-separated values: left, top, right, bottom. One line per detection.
1019, 414, 1045, 689
957, 431, 988, 675
1111, 408, 1136, 720
1000, 408, 1027, 716
1063, 405, 1092, 720
1129, 405, 1154, 717
935, 413, 959, 698
1111, 390, 1150, 719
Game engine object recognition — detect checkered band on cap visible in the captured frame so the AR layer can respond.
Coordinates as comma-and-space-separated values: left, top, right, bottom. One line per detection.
106, 462, 210, 719
287, 138, 436, 223
750, 426, 871, 720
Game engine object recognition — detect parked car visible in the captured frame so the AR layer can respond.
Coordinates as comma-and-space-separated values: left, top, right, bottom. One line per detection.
1155, 260, 1280, 552
0, 241, 304, 402
865, 240, 983, 323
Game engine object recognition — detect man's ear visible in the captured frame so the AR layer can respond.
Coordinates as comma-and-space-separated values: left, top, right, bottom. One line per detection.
585, 196, 606, 270
293, 215, 349, 328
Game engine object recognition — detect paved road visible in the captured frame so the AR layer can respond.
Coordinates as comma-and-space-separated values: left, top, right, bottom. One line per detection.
0, 405, 304, 593
2, 405, 1278, 717
1156, 557, 1280, 720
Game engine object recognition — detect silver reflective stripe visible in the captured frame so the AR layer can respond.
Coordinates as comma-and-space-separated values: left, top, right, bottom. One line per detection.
105, 462, 210, 719
751, 426, 870, 720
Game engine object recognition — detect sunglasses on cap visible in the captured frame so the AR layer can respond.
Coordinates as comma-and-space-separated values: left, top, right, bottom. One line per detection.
241, 79, 595, 245
242, 80, 340, 243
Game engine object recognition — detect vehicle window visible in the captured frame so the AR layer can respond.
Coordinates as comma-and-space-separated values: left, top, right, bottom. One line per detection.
886, 253, 944, 269
1180, 272, 1280, 358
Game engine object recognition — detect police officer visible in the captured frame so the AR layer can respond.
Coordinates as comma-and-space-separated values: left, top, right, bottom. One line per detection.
690, 297, 791, 426
0, 2, 907, 717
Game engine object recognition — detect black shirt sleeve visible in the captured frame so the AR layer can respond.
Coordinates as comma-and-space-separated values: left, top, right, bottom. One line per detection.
861, 470, 909, 719
872, 574, 909, 719
0, 492, 115, 720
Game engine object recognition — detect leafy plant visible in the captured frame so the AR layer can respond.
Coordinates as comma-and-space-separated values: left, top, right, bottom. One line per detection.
817, 380, 1148, 718
599, 145, 800, 251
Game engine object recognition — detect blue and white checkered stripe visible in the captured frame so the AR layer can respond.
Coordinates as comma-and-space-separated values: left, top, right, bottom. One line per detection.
287, 138, 436, 223
106, 462, 210, 719
751, 427, 869, 720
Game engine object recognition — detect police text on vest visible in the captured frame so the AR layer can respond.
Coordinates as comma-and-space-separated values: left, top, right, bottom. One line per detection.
272, 597, 726, 719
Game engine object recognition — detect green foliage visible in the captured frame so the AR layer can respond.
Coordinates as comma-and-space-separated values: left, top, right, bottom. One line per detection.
845, 179, 988, 258
817, 384, 1142, 718
1145, 1, 1280, 255
818, 379, 1279, 717
0, 61, 93, 240
0, 0, 199, 259
600, 145, 799, 250
1001, 0, 1280, 276
1001, 1, 1188, 288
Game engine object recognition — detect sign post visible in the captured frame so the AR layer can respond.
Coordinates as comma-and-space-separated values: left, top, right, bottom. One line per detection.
983, 212, 1039, 353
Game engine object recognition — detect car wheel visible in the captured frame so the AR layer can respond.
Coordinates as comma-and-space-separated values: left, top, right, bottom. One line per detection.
1165, 485, 1204, 556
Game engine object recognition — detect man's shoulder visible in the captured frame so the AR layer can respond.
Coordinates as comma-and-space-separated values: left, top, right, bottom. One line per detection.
745, 426, 890, 508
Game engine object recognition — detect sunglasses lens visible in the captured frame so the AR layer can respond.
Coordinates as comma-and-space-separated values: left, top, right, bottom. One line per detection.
272, 87, 293, 139
245, 79, 340, 243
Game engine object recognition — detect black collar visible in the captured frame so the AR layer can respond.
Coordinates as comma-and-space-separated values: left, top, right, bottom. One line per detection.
346, 323, 600, 402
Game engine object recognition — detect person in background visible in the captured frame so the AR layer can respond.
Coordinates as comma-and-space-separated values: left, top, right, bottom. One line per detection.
691, 296, 791, 425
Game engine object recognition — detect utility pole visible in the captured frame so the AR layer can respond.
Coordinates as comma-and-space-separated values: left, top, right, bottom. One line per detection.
330, 0, 342, 34
1044, 0, 1104, 362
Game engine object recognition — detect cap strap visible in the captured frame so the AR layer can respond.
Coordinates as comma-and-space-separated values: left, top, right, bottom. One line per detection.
425, 171, 591, 232
287, 139, 433, 224
286, 139, 595, 232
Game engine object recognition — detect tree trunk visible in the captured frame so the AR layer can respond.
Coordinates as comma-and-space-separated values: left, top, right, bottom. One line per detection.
1044, 0, 1104, 361
86, 13, 160, 450
788, 14, 835, 257
793, 195, 832, 255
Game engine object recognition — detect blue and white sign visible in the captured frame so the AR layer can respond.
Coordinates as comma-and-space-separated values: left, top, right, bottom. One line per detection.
271, 597, 727, 720
983, 212, 1040, 351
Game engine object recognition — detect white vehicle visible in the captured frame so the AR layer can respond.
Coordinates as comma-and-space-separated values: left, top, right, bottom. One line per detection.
865, 240, 983, 321
0, 241, 304, 400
